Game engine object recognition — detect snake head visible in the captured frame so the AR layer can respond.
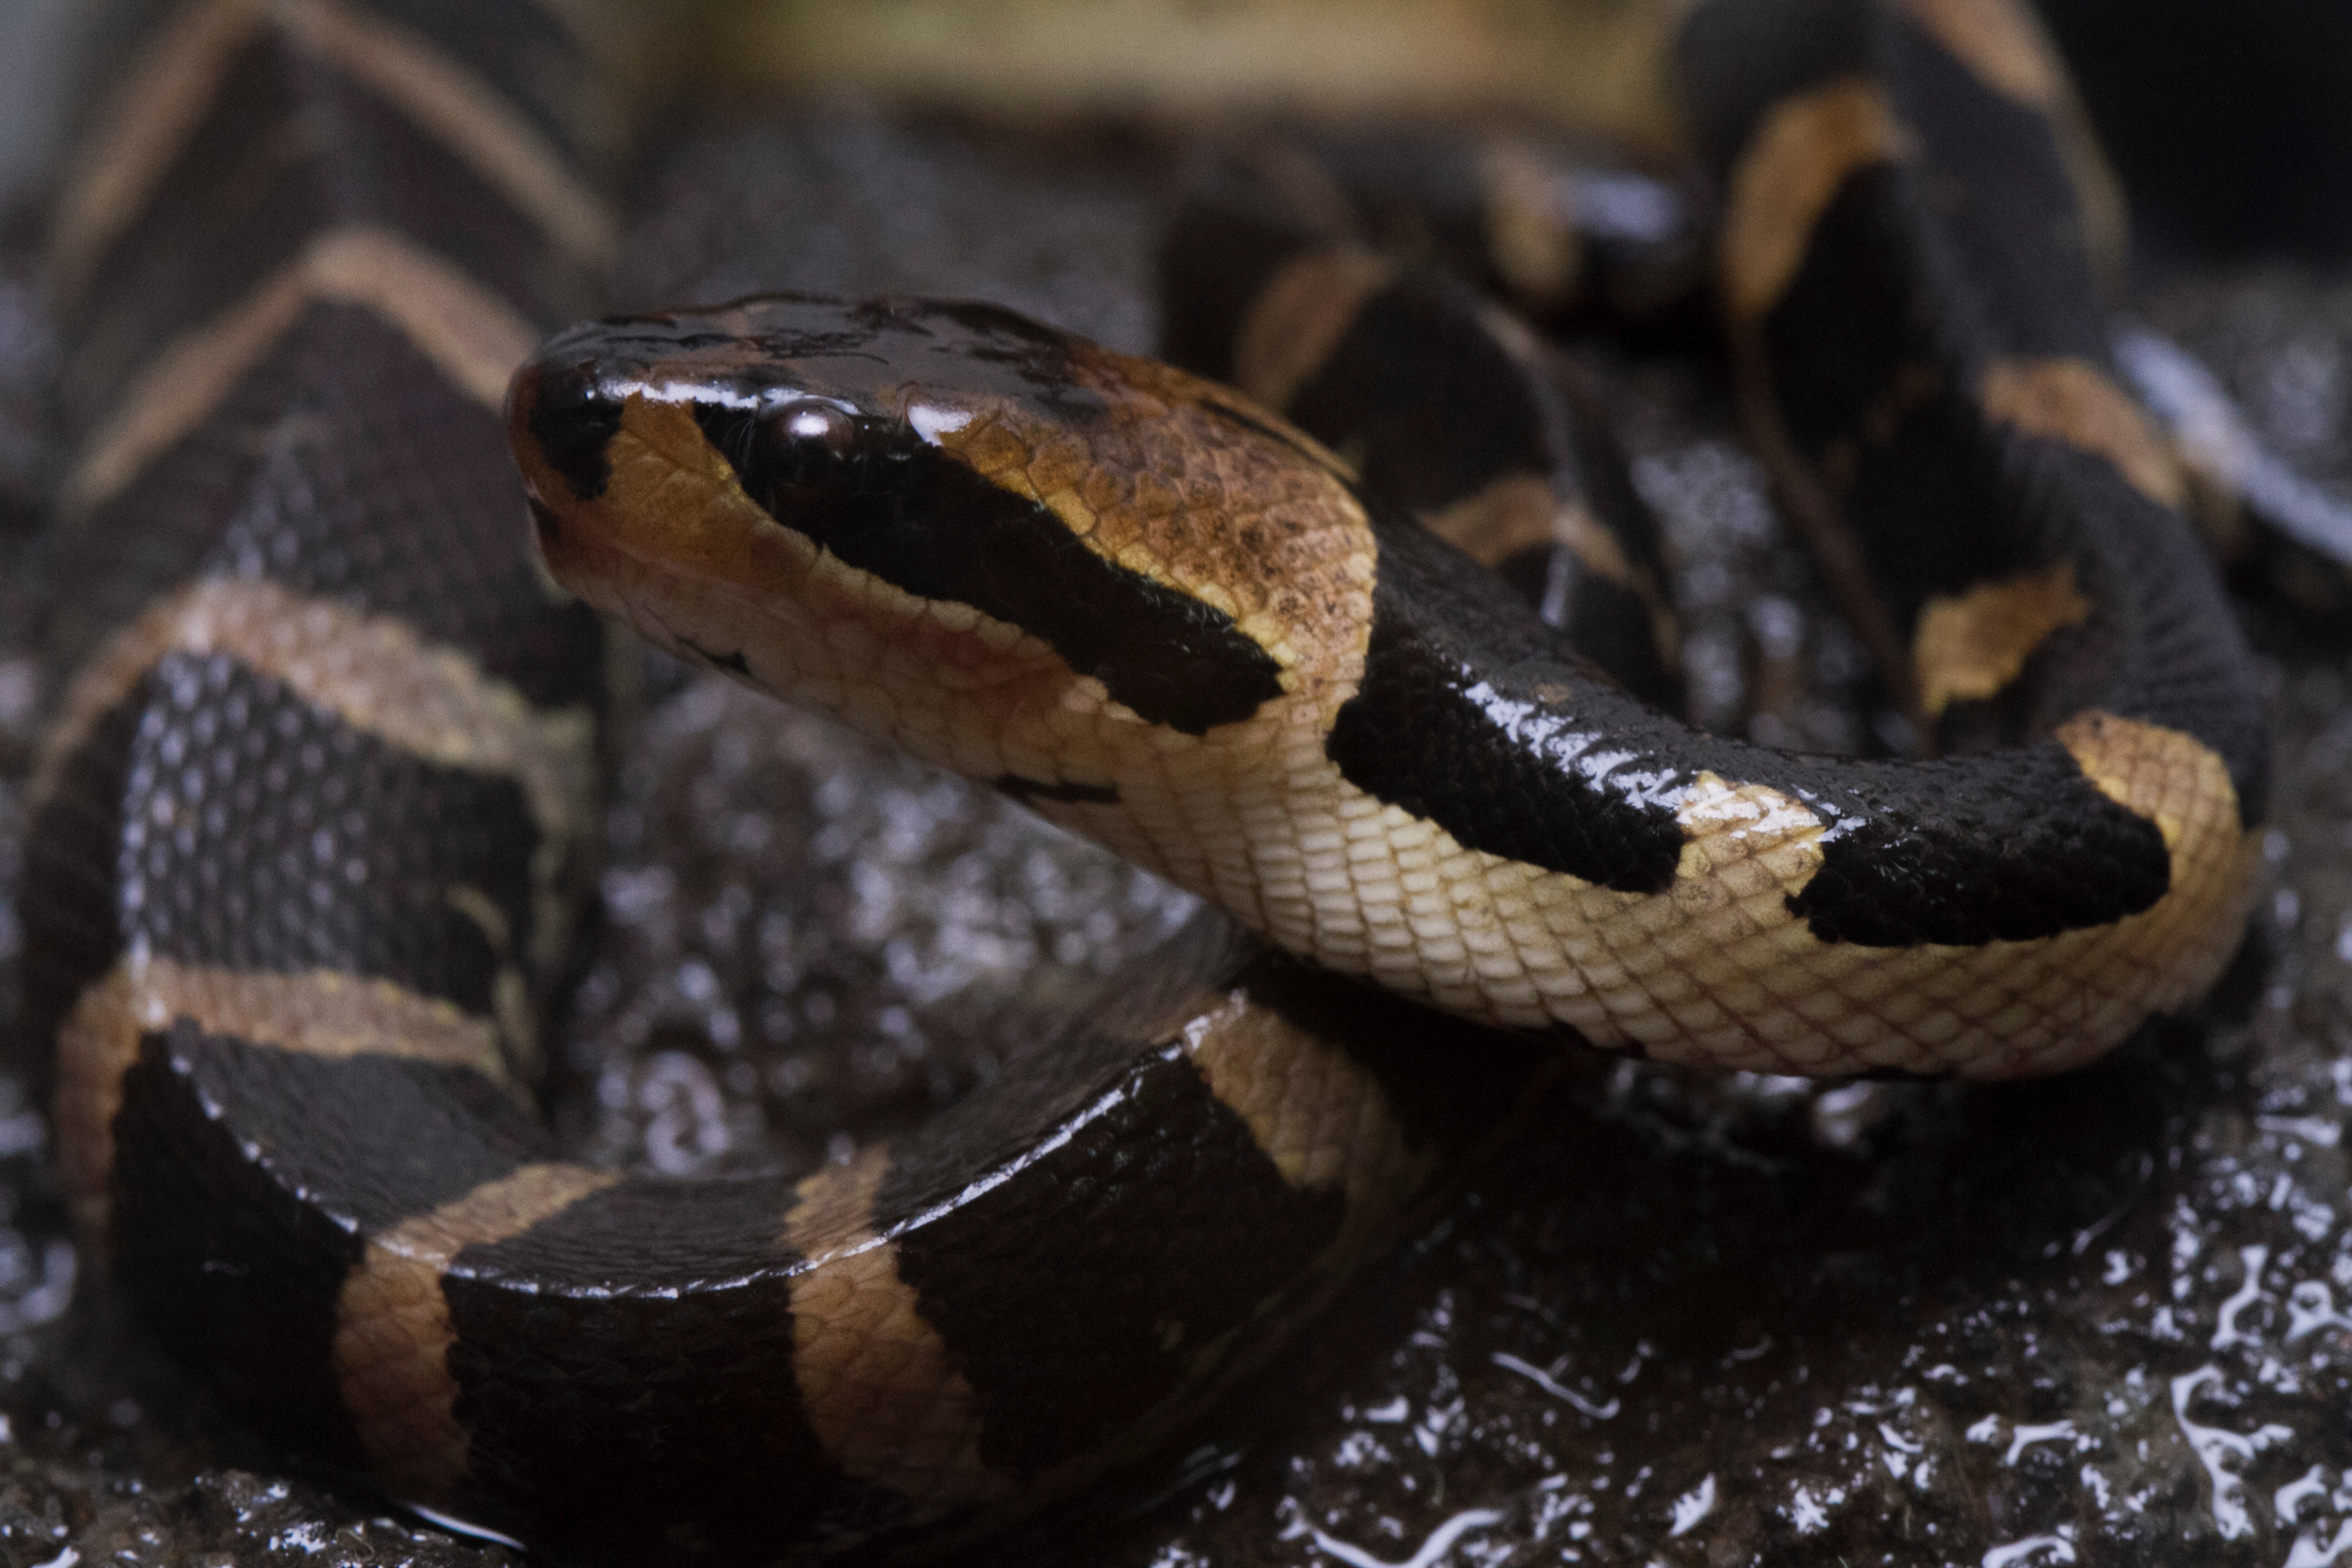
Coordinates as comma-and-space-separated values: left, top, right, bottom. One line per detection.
509, 292, 1377, 800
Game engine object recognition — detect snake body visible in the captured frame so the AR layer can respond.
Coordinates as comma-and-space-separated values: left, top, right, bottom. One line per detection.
518, 0, 2265, 1079
19, 0, 2270, 1561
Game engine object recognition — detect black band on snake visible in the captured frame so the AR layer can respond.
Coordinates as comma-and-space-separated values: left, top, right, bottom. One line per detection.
18, 0, 2273, 1561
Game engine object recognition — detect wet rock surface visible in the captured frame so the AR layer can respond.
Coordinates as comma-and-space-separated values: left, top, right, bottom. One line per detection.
0, 104, 2349, 1568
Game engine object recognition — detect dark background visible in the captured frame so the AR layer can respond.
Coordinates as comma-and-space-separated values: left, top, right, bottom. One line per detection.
2044, 0, 2352, 258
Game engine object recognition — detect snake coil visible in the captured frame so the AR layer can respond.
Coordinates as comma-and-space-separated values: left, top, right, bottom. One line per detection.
20, 0, 2269, 1561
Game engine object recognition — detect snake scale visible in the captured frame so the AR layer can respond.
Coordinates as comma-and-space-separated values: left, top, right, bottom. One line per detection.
16, 0, 2272, 1561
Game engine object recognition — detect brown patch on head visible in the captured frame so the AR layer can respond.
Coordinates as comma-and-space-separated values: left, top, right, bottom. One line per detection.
334, 1163, 617, 1503
65, 226, 538, 518
784, 1146, 1005, 1514
1720, 77, 1917, 322
1912, 561, 2093, 717
1477, 138, 1583, 313
930, 342, 1378, 714
1230, 248, 1396, 414
1979, 358, 2186, 511
55, 957, 518, 1252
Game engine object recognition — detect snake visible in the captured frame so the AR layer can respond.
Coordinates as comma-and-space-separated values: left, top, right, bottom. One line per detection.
14, 0, 2272, 1563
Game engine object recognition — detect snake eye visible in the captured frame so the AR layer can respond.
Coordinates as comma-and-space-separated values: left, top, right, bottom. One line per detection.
766, 397, 857, 457
742, 397, 865, 508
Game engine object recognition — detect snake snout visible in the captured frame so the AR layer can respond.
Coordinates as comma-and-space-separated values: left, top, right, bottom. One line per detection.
509, 354, 627, 505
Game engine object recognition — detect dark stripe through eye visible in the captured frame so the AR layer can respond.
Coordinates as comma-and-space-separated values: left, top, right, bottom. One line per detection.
688, 400, 1287, 736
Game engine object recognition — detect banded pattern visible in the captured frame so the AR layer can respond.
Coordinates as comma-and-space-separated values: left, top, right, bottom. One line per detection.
529, 0, 2258, 1086
28, 0, 615, 1119
27, 2, 1553, 1560
28, 0, 2277, 1561
102, 916, 1540, 1560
